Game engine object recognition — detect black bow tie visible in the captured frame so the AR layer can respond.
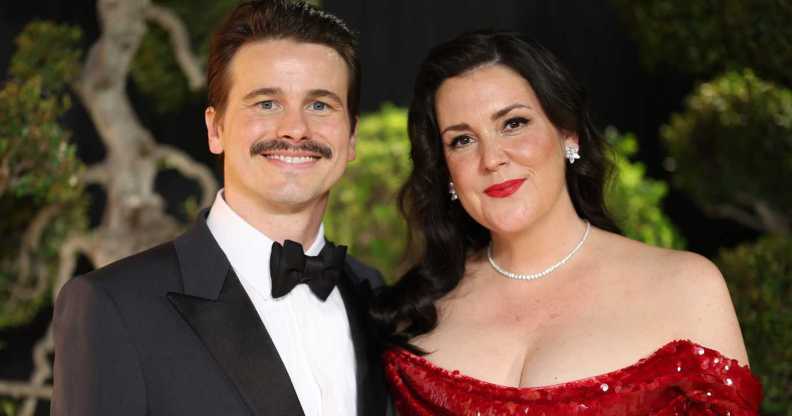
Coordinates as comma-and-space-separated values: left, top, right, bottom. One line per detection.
269, 240, 347, 301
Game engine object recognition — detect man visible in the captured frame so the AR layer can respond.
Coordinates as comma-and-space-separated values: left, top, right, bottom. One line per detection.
52, 1, 387, 415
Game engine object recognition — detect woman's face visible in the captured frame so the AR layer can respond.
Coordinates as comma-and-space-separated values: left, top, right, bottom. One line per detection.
434, 64, 577, 235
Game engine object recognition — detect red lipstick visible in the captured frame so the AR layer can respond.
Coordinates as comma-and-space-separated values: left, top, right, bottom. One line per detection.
484, 178, 525, 198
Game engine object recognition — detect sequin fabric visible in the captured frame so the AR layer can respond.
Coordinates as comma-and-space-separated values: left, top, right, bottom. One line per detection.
384, 340, 762, 415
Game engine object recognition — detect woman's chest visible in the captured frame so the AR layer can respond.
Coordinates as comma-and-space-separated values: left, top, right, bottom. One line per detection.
413, 305, 667, 388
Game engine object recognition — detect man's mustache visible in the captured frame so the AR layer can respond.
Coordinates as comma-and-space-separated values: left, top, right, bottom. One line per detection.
249, 139, 333, 159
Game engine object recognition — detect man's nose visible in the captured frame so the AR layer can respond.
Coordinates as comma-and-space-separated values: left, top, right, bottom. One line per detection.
276, 108, 309, 141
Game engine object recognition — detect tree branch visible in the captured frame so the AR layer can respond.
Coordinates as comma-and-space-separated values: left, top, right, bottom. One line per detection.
81, 163, 110, 186
54, 233, 94, 296
753, 199, 790, 234
144, 4, 206, 90
156, 144, 218, 208
11, 204, 62, 301
711, 194, 791, 234
0, 156, 9, 196
0, 231, 93, 413
17, 327, 54, 416
74, 0, 153, 156
0, 381, 52, 400
709, 203, 766, 231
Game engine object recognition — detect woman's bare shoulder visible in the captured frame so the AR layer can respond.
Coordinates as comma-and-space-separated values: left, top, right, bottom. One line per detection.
593, 229, 718, 279
592, 230, 749, 364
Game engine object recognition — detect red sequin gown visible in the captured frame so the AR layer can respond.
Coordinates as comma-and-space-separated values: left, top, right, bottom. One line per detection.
384, 340, 761, 415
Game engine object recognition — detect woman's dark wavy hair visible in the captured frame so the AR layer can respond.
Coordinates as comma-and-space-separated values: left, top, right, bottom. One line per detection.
371, 31, 620, 351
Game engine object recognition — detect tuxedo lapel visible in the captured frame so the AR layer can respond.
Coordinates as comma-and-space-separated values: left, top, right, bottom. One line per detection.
168, 214, 304, 416
339, 263, 388, 416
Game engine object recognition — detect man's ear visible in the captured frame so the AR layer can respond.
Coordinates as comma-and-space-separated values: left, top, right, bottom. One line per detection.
206, 106, 224, 155
347, 115, 359, 162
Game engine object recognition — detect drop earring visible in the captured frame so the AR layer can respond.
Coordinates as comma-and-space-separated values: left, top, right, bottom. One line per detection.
565, 144, 581, 164
449, 182, 458, 201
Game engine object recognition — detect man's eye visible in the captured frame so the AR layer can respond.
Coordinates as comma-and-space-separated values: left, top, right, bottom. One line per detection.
257, 100, 275, 110
504, 117, 529, 131
310, 101, 328, 111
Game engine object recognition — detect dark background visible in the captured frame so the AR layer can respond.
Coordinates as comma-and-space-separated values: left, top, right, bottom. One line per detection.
0, 1, 757, 413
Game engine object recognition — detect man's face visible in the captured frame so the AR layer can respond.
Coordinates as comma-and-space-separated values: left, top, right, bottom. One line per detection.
206, 39, 356, 214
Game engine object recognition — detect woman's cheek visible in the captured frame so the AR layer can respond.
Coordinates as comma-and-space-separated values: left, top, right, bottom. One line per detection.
509, 135, 540, 157
446, 153, 471, 181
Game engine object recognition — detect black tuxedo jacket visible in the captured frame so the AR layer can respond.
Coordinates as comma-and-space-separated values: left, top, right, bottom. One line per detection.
52, 213, 388, 415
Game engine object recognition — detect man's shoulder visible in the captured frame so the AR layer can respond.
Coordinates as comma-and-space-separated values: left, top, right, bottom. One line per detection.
345, 255, 385, 289
72, 240, 180, 294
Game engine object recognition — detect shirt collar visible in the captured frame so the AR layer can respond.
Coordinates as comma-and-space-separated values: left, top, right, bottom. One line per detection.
205, 189, 326, 298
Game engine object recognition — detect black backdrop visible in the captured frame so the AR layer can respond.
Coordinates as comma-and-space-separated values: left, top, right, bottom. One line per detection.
0, 2, 756, 413
327, 1, 646, 132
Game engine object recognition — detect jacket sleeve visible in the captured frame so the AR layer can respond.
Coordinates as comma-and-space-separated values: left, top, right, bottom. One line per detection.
51, 276, 147, 416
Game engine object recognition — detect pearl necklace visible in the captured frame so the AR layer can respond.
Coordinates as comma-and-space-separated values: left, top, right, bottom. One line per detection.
487, 221, 591, 281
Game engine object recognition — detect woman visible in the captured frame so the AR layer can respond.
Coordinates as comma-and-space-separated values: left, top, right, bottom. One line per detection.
375, 31, 761, 415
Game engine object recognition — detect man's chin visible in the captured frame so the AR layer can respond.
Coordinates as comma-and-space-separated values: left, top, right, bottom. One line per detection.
261, 187, 329, 212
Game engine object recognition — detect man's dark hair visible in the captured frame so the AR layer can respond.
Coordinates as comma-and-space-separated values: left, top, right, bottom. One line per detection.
207, 0, 360, 127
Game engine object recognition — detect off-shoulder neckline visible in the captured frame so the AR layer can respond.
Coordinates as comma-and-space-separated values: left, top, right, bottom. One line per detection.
386, 339, 750, 391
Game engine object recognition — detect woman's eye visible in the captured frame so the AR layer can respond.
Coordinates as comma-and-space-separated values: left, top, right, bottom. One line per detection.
504, 117, 528, 131
450, 135, 474, 148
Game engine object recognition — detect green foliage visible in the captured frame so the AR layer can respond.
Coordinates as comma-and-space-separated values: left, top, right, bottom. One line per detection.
605, 129, 685, 249
661, 70, 792, 223
183, 195, 201, 222
0, 22, 88, 328
154, 0, 243, 55
325, 104, 410, 282
717, 236, 792, 415
131, 26, 194, 114
0, 398, 17, 416
8, 21, 83, 91
131, 0, 240, 113
1, 80, 77, 201
611, 0, 792, 86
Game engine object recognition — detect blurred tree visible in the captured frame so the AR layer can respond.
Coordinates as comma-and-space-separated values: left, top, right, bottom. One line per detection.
662, 70, 791, 235
605, 129, 685, 249
717, 236, 792, 415
326, 104, 411, 282
0, 23, 87, 329
613, 2, 792, 412
130, 0, 239, 113
611, 0, 792, 87
0, 0, 222, 413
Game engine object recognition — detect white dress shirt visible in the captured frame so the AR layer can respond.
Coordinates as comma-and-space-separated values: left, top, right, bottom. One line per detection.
206, 190, 357, 416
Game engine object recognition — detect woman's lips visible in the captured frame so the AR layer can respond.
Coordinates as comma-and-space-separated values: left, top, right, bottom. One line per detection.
484, 178, 526, 198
